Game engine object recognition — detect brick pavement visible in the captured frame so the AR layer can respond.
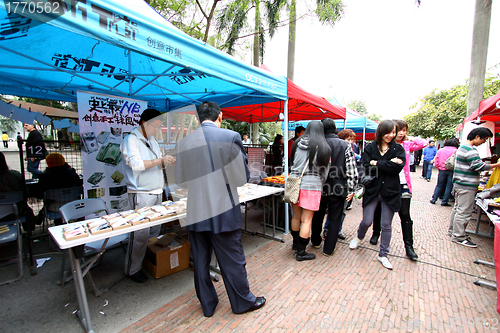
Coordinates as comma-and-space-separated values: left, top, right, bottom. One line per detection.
121, 170, 499, 333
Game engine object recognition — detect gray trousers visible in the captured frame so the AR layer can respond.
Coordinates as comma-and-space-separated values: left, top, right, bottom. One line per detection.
448, 188, 476, 242
124, 192, 162, 276
357, 195, 395, 257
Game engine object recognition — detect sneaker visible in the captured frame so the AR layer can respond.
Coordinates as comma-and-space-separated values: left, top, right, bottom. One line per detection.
430, 200, 436, 204
377, 256, 393, 270
441, 203, 451, 207
453, 239, 477, 248
349, 238, 360, 249
427, 179, 430, 182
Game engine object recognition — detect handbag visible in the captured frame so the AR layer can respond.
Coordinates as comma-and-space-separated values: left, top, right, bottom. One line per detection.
283, 159, 309, 204
357, 165, 375, 187
444, 151, 456, 171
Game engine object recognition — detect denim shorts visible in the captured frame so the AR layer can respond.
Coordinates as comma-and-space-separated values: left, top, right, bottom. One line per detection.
401, 184, 412, 199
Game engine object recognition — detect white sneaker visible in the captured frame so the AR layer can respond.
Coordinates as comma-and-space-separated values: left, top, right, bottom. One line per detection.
349, 238, 360, 249
377, 256, 393, 270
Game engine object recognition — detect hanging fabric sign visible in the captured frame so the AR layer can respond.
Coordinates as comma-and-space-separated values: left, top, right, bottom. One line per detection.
77, 91, 147, 213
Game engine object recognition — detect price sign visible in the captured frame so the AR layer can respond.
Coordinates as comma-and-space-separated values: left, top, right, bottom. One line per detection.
26, 142, 46, 159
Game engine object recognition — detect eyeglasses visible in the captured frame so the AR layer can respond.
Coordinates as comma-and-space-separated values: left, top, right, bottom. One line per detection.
149, 123, 161, 130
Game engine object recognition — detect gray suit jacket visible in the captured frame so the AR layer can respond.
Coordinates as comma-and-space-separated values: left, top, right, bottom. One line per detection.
175, 122, 250, 233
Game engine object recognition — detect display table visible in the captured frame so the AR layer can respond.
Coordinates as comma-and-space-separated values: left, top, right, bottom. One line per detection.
467, 198, 498, 238
49, 213, 184, 333
238, 184, 284, 242
495, 223, 500, 315
49, 183, 284, 333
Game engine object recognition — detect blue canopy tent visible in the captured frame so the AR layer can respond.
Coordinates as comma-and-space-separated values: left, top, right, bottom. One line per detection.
0, 0, 287, 111
284, 104, 378, 141
0, 1, 289, 332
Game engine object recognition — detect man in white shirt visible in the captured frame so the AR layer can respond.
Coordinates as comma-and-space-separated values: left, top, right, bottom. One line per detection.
120, 108, 175, 283
242, 132, 252, 145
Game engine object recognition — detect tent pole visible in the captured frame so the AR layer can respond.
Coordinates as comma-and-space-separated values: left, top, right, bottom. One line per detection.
363, 117, 366, 150
284, 99, 289, 235
128, 50, 132, 96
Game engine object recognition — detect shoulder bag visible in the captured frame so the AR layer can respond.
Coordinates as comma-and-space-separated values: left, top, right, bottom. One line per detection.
284, 159, 309, 204
444, 151, 456, 171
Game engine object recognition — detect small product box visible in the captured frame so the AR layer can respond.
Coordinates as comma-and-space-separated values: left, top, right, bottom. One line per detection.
143, 233, 190, 279
87, 219, 112, 235
62, 223, 88, 241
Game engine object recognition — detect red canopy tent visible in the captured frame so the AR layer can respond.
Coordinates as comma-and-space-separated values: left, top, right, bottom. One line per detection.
457, 90, 500, 133
221, 65, 346, 122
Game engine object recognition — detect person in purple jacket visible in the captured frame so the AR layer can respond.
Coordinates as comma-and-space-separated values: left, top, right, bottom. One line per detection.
430, 138, 459, 206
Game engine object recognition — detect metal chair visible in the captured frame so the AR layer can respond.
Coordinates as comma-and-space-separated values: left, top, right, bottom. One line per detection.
0, 200, 23, 285
59, 199, 127, 296
247, 147, 267, 184
42, 186, 83, 233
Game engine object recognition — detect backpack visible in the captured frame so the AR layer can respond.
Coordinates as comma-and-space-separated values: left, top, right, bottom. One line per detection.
444, 151, 456, 171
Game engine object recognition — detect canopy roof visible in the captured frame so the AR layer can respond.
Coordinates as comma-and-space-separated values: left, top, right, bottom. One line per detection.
285, 104, 377, 140
457, 90, 500, 132
221, 65, 346, 122
0, 1, 287, 111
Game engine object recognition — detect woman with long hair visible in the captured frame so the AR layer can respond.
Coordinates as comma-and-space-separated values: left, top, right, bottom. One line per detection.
369, 120, 428, 260
289, 121, 331, 261
271, 134, 284, 174
349, 120, 405, 269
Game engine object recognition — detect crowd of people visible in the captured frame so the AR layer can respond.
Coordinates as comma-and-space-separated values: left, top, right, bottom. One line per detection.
286, 118, 494, 270
3, 106, 496, 318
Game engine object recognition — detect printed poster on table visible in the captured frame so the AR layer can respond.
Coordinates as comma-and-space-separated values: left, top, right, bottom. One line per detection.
77, 91, 148, 213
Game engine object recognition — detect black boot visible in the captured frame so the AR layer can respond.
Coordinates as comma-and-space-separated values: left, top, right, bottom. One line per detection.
295, 237, 316, 261
291, 230, 299, 251
401, 220, 418, 260
369, 233, 380, 245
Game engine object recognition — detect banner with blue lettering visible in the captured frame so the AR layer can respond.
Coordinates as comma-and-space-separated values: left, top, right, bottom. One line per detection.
77, 91, 147, 212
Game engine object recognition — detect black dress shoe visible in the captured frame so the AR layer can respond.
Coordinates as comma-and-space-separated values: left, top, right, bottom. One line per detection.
441, 203, 451, 207
338, 233, 346, 240
430, 200, 436, 204
129, 270, 148, 283
237, 297, 266, 314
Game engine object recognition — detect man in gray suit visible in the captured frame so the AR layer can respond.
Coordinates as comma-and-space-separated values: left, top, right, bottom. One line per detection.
175, 101, 266, 317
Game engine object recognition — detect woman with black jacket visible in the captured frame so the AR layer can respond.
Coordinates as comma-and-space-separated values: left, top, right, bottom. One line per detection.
349, 120, 405, 270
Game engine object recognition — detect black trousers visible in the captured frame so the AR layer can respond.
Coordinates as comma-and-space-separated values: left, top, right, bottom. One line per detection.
311, 194, 346, 254
189, 229, 256, 316
372, 198, 411, 236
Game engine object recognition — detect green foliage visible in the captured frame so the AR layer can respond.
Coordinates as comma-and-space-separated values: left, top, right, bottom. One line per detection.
346, 99, 367, 115
221, 119, 281, 145
315, 0, 345, 27
404, 75, 500, 140
0, 115, 18, 133
367, 113, 381, 122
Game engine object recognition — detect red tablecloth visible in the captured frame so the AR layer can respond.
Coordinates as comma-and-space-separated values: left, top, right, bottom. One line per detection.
495, 223, 500, 315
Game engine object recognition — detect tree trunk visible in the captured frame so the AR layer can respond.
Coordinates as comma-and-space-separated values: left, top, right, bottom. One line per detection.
287, 0, 296, 80
252, 0, 261, 144
466, 0, 492, 116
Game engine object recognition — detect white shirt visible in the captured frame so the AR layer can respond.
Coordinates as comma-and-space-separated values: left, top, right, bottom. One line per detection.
120, 127, 164, 194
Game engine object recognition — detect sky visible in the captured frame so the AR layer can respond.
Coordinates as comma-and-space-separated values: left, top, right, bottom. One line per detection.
258, 0, 500, 120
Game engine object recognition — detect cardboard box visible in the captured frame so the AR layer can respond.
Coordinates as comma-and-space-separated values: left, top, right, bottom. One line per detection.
143, 234, 190, 279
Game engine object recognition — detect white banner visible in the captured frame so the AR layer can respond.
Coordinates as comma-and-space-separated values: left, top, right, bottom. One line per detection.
77, 91, 148, 213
